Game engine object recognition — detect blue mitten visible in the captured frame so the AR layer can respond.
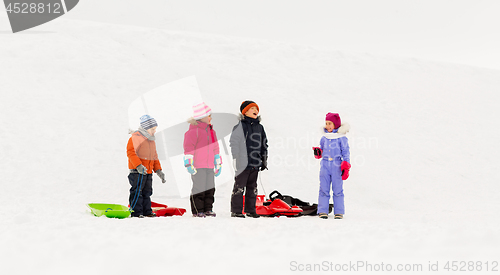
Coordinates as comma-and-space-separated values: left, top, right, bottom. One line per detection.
214, 154, 222, 177
183, 155, 197, 175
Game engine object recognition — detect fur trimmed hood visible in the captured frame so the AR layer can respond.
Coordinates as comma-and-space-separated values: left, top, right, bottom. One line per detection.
187, 117, 198, 125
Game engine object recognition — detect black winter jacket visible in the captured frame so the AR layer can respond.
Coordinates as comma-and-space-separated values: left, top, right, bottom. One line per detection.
229, 115, 268, 172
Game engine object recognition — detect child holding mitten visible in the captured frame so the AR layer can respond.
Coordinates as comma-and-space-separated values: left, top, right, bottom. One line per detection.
127, 115, 166, 218
312, 113, 351, 219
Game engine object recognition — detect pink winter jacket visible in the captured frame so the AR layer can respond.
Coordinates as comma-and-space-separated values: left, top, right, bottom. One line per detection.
183, 121, 220, 169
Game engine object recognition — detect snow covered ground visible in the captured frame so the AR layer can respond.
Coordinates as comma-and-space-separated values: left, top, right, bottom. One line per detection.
1, 17, 500, 275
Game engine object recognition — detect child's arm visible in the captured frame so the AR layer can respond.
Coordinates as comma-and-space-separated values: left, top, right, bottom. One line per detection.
340, 137, 351, 180
183, 130, 198, 175
320, 136, 325, 151
340, 137, 350, 163
153, 149, 162, 172
127, 137, 142, 169
183, 130, 197, 156
213, 130, 220, 155
229, 123, 243, 158
260, 125, 268, 157
313, 137, 325, 159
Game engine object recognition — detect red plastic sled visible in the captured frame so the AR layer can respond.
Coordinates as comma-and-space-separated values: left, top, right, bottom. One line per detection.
243, 195, 303, 217
129, 202, 186, 216
151, 202, 186, 216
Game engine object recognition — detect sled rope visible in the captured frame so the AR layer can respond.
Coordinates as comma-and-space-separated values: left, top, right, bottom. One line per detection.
129, 172, 144, 212
258, 172, 267, 200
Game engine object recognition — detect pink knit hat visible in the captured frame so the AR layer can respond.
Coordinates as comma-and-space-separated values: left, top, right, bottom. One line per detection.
326, 112, 341, 129
192, 102, 212, 120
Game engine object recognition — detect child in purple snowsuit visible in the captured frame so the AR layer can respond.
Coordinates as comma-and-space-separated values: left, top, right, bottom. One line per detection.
313, 113, 351, 219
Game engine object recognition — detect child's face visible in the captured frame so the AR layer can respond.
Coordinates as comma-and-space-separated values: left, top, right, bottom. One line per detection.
325, 121, 335, 132
200, 115, 212, 124
147, 126, 157, 136
245, 107, 259, 119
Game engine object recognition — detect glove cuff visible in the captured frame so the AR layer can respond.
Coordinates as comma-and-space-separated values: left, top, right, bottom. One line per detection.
184, 155, 194, 167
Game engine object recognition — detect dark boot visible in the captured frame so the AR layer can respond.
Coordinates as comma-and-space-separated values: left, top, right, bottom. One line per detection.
231, 212, 245, 218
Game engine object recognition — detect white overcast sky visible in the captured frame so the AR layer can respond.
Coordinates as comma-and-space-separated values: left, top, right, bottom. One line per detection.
50, 0, 500, 70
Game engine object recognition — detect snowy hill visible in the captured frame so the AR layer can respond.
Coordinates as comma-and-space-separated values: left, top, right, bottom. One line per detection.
1, 18, 499, 274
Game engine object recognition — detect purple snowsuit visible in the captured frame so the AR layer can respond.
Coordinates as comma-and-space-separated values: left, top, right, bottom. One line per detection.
318, 128, 350, 215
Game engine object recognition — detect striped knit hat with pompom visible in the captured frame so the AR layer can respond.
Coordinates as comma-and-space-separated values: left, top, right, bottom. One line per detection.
192, 102, 212, 120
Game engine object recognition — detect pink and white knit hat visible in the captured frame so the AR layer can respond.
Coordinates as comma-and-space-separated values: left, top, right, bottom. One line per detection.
192, 102, 212, 120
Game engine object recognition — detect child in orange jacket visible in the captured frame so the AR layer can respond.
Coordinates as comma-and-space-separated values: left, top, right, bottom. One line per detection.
127, 115, 166, 218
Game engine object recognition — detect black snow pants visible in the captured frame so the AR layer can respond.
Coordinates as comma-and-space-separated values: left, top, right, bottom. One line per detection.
128, 173, 153, 217
230, 168, 259, 214
190, 168, 216, 215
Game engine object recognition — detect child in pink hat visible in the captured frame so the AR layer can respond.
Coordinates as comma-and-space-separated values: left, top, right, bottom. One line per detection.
183, 102, 221, 217
312, 113, 351, 219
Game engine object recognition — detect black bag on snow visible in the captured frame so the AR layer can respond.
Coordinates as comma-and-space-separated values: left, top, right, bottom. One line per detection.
267, 190, 333, 216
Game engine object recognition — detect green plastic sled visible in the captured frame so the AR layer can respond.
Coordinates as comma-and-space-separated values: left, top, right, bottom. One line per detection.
87, 203, 131, 219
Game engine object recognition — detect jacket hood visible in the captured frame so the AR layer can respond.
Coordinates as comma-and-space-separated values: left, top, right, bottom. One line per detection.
187, 117, 198, 125
187, 117, 212, 130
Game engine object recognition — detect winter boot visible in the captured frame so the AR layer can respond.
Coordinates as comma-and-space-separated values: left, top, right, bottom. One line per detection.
205, 211, 216, 217
319, 213, 328, 219
231, 212, 245, 218
245, 212, 260, 218
193, 212, 206, 218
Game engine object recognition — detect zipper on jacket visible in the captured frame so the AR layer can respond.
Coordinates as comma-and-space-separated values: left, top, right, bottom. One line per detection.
206, 126, 210, 168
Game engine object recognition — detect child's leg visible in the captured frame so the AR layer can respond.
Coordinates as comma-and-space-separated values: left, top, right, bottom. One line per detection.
128, 173, 143, 217
204, 169, 216, 212
190, 169, 208, 214
317, 164, 332, 214
231, 169, 250, 213
331, 172, 345, 215
141, 174, 153, 216
243, 169, 259, 214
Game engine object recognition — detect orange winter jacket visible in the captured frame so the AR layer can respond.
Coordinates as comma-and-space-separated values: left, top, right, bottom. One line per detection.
127, 131, 162, 174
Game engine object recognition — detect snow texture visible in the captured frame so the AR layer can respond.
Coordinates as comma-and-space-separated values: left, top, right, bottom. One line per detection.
1, 17, 499, 275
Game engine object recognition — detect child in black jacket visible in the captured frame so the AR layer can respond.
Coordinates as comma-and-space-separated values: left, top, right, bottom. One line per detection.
230, 101, 268, 218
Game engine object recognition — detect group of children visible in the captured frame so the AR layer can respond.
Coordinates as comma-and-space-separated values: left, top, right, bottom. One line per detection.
126, 101, 351, 219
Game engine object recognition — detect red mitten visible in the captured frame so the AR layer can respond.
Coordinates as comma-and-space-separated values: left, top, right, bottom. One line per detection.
312, 147, 322, 159
341, 161, 351, 180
